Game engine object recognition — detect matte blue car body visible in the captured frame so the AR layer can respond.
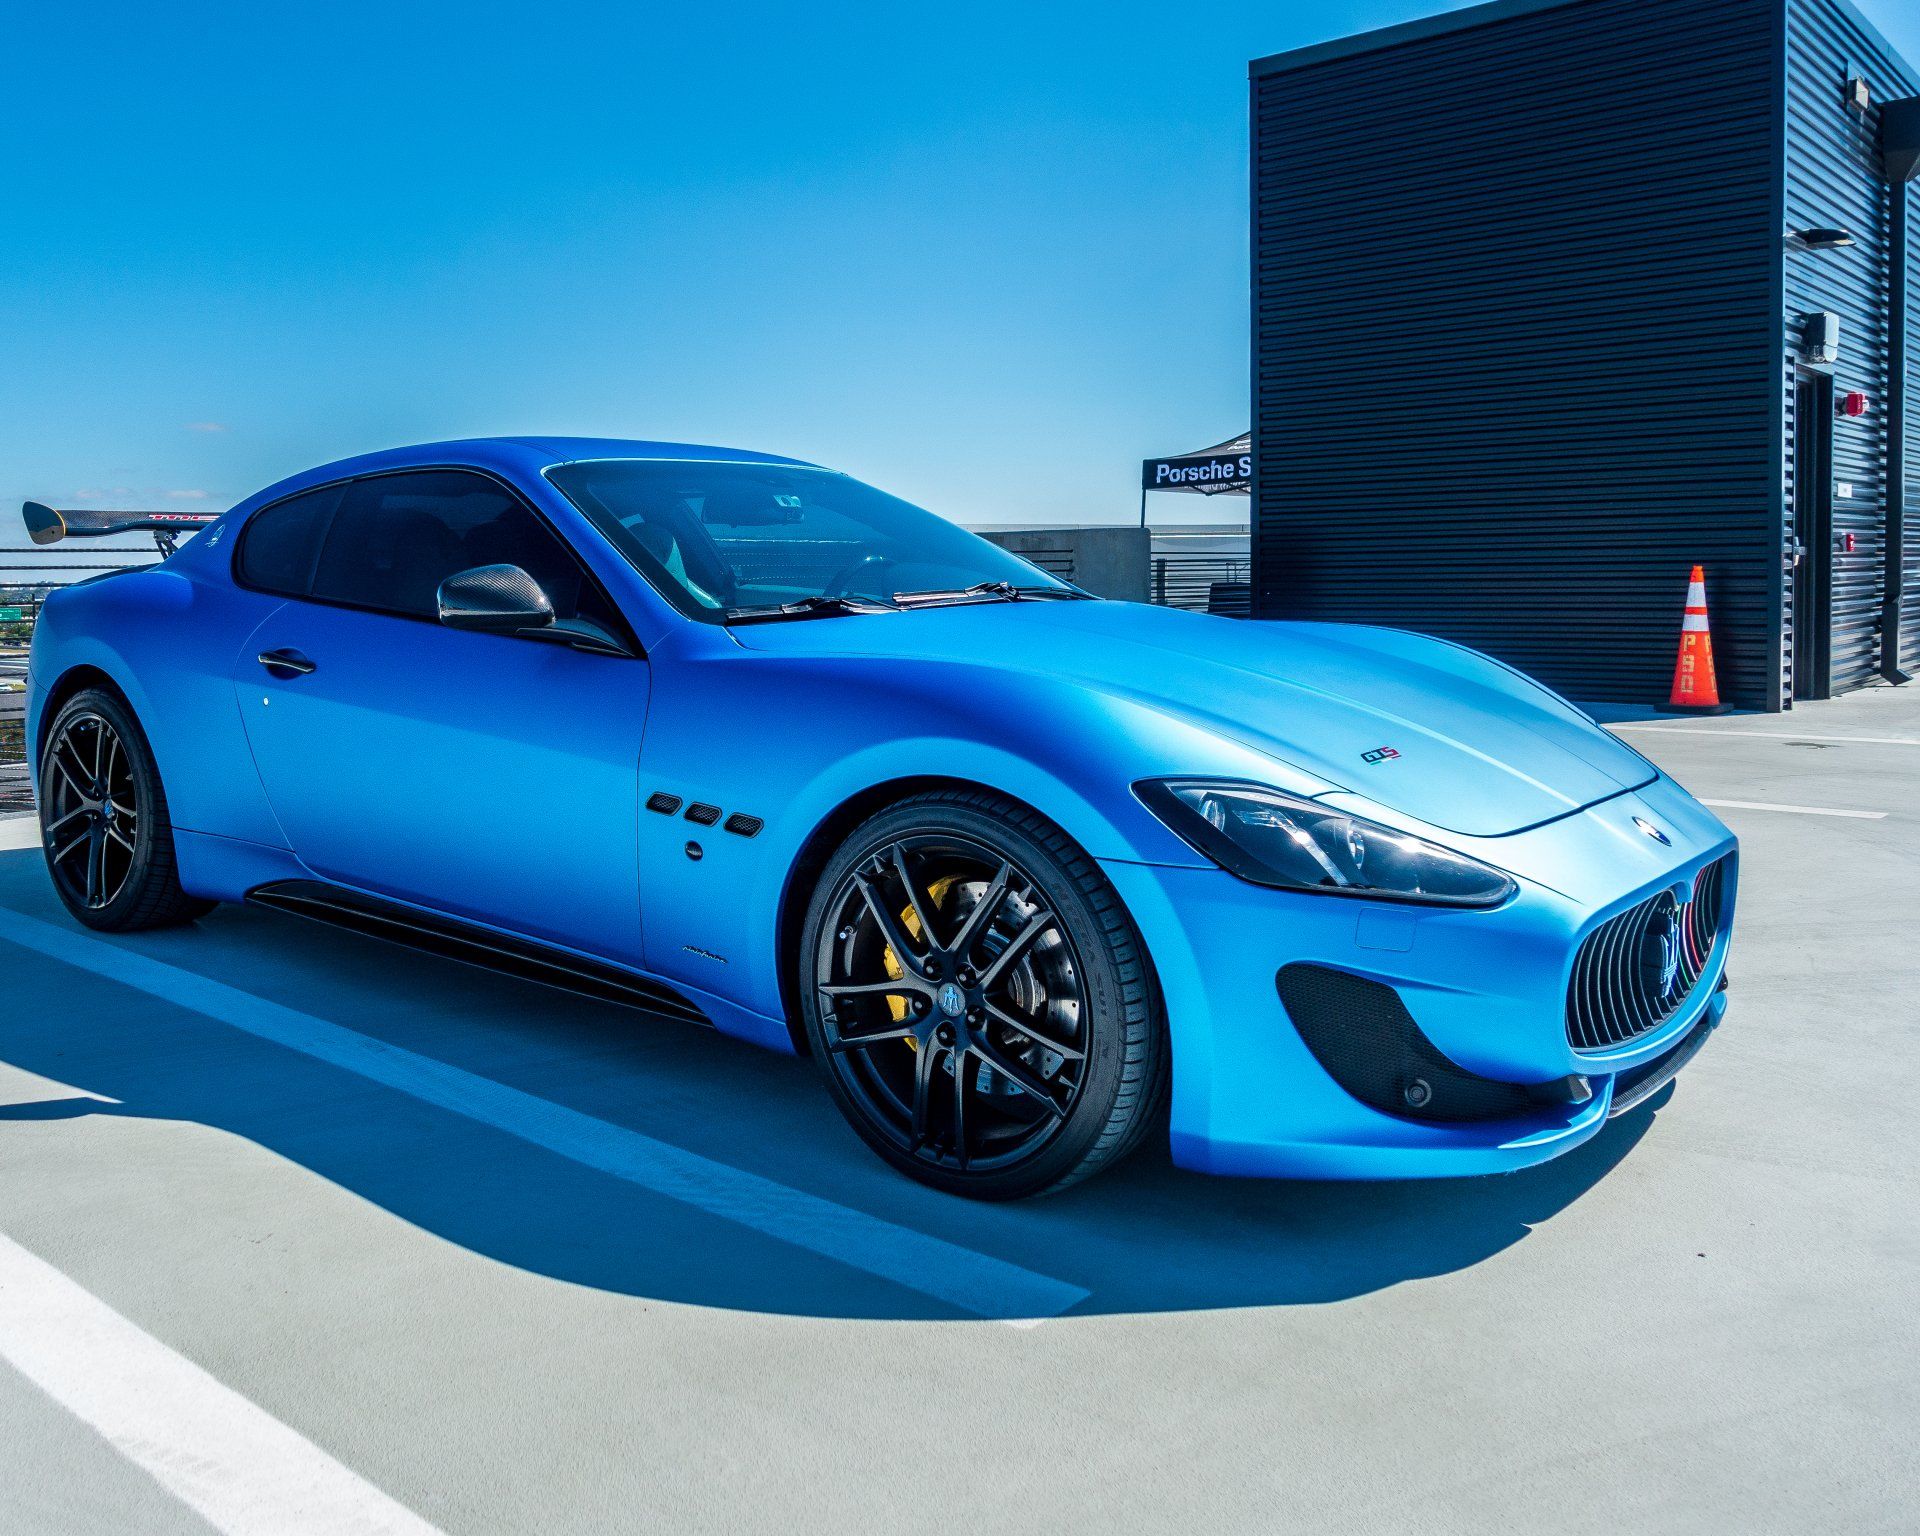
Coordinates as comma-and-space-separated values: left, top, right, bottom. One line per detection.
26, 436, 1738, 1180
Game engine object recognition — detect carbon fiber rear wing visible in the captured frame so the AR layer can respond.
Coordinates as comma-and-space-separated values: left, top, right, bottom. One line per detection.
22, 501, 222, 556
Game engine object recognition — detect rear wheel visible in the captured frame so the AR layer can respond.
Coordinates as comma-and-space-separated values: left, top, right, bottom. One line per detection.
800, 789, 1165, 1199
40, 688, 214, 931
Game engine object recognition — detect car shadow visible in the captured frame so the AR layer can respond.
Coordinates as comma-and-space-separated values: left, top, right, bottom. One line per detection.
1, 860, 1666, 1322
1576, 700, 1758, 724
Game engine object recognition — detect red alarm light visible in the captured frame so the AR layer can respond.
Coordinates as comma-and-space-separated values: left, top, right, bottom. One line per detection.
1840, 391, 1868, 417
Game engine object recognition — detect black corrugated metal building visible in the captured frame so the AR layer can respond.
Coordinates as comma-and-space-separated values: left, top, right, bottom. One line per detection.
1251, 0, 1918, 709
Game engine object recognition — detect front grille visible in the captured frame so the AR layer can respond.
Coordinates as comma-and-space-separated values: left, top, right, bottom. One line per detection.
1566, 854, 1731, 1053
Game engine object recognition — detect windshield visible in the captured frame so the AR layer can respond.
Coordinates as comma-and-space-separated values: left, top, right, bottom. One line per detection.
544, 459, 1075, 621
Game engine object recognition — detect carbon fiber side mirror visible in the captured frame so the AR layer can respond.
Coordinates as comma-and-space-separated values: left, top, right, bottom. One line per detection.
436, 563, 555, 634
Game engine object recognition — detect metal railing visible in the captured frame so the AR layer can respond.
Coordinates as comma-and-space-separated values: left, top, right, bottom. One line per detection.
1, 548, 157, 804
1149, 555, 1250, 614
2, 547, 160, 638
1012, 547, 1077, 583
1147, 526, 1252, 616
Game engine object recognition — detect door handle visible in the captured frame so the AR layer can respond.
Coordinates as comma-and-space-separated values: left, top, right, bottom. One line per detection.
257, 648, 316, 678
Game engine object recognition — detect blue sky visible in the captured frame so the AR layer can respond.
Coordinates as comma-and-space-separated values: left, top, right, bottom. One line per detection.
5, 0, 1917, 555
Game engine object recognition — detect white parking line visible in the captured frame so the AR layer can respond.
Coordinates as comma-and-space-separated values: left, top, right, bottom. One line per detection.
1700, 798, 1888, 820
1612, 725, 1920, 746
0, 908, 1087, 1322
0, 816, 41, 853
0, 1230, 444, 1536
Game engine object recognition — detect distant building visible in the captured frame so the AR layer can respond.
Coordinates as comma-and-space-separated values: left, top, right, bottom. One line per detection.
975, 524, 1250, 610
1250, 0, 1917, 708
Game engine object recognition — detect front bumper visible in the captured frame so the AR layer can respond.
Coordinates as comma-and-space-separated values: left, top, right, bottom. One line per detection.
1102, 773, 1737, 1180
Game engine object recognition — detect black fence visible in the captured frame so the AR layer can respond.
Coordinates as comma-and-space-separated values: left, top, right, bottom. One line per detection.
1010, 546, 1078, 582
3, 547, 162, 807
1150, 556, 1251, 615
0, 741, 25, 815
1148, 527, 1252, 617
1001, 536, 1250, 614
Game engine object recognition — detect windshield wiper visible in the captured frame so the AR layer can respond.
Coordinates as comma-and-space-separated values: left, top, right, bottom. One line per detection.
890, 581, 1094, 609
723, 594, 898, 625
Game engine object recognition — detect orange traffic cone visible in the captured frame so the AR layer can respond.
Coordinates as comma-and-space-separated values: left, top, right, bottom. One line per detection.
1660, 564, 1727, 713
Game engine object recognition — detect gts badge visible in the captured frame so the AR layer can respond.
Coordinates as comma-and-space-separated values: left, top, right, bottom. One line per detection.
1361, 746, 1401, 765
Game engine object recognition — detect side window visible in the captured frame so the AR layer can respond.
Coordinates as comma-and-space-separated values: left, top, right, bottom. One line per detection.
237, 484, 343, 597
308, 470, 620, 632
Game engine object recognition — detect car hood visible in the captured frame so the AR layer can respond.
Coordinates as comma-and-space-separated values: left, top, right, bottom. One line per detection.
728, 601, 1656, 837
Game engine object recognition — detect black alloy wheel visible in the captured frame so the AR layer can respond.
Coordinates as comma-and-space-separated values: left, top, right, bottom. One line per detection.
801, 789, 1165, 1199
44, 708, 139, 912
39, 688, 213, 931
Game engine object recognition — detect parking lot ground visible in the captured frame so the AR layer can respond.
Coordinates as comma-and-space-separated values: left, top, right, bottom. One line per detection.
1, 685, 1915, 1535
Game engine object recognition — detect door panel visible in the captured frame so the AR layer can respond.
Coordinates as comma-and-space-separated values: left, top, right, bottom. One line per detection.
1792, 374, 1834, 702
236, 601, 649, 965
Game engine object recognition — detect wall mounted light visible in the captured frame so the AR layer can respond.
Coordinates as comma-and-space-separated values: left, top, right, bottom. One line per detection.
1801, 311, 1840, 364
1794, 226, 1856, 249
1839, 391, 1869, 417
1844, 77, 1871, 114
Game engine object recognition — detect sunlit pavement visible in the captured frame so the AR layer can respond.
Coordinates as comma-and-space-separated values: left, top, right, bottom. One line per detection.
1, 689, 1915, 1535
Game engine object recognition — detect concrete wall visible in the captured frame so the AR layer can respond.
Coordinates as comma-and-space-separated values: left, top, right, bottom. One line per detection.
976, 526, 1151, 602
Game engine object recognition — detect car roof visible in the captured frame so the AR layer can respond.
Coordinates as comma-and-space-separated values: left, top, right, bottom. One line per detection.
494, 436, 817, 468
236, 436, 823, 510
335, 436, 816, 474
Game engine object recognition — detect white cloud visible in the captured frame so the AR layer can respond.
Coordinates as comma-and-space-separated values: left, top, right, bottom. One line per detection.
182, 421, 228, 433
165, 489, 210, 500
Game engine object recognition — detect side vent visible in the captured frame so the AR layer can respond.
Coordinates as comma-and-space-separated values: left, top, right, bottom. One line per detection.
723, 813, 764, 838
684, 802, 721, 826
1276, 963, 1585, 1122
645, 792, 683, 815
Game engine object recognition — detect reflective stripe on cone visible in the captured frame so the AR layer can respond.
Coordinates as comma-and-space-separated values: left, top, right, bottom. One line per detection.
1667, 564, 1723, 710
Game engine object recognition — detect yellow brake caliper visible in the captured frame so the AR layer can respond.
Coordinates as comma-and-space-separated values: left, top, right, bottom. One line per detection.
884, 876, 958, 1044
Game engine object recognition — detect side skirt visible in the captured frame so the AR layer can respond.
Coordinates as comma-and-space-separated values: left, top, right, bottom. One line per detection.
245, 879, 710, 1028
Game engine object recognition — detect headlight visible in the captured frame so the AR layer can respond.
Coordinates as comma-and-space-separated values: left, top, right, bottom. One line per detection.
1135, 779, 1516, 909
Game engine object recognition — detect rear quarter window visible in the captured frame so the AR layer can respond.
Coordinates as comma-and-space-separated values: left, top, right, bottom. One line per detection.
237, 485, 344, 596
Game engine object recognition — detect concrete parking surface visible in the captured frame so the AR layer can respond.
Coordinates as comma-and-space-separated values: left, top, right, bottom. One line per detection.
1, 687, 1915, 1535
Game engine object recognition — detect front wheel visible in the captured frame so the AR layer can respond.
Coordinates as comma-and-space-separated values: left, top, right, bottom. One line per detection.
39, 688, 215, 931
800, 789, 1166, 1199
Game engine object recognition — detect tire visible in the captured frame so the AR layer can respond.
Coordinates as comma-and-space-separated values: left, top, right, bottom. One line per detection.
800, 789, 1167, 1199
39, 688, 216, 932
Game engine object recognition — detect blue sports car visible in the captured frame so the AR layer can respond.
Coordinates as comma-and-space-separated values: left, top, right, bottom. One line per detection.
23, 438, 1736, 1198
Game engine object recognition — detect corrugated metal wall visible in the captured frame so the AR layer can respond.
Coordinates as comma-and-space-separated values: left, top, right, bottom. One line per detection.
1909, 172, 1920, 680
1784, 0, 1919, 692
1909, 170, 1919, 681
1252, 0, 1783, 706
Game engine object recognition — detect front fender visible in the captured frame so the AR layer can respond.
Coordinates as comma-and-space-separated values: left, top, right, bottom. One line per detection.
631, 639, 1289, 1044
